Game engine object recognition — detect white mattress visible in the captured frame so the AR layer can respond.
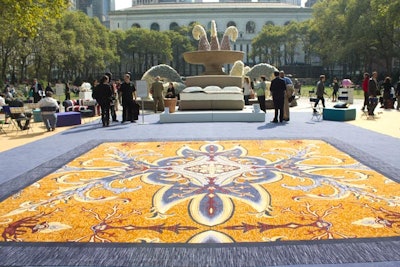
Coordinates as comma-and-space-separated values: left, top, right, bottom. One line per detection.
180, 86, 243, 101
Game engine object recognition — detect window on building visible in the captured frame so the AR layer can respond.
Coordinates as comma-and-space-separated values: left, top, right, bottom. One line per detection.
246, 21, 255, 34
227, 21, 236, 28
151, 23, 160, 31
132, 23, 141, 28
169, 22, 179, 31
265, 21, 274, 26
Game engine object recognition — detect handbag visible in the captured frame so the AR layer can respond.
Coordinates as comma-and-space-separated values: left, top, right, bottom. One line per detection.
250, 89, 255, 99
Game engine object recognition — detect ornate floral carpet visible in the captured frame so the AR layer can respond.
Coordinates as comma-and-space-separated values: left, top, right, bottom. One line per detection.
1, 140, 399, 244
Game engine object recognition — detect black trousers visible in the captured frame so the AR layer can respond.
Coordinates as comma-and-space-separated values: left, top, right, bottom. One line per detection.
367, 97, 378, 115
363, 91, 369, 109
122, 101, 133, 122
257, 95, 266, 112
314, 96, 325, 108
100, 103, 110, 126
110, 104, 117, 121
273, 97, 284, 122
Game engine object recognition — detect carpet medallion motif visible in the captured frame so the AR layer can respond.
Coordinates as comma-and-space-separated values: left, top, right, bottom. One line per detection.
1, 140, 399, 243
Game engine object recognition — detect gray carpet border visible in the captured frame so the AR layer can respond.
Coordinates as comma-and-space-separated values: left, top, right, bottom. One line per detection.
1, 240, 400, 267
0, 137, 399, 267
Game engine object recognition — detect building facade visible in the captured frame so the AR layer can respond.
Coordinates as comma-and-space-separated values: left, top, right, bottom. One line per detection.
75, 0, 116, 27
110, 2, 312, 70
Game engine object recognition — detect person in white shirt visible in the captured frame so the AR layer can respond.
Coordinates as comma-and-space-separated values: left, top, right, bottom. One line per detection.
0, 93, 6, 108
38, 91, 59, 131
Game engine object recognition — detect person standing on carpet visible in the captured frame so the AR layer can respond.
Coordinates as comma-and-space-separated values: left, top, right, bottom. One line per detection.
254, 76, 266, 112
280, 70, 293, 121
242, 76, 252, 105
313, 75, 326, 113
368, 71, 379, 116
120, 73, 137, 123
361, 73, 370, 111
150, 76, 164, 113
382, 76, 393, 109
38, 91, 59, 131
105, 72, 119, 122
92, 75, 112, 127
270, 71, 286, 123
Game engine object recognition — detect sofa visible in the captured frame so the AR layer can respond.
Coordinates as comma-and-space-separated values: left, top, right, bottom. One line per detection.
178, 86, 244, 111
62, 99, 97, 116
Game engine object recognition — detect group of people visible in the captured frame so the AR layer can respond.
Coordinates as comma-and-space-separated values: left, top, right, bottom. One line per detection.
3, 70, 399, 132
0, 79, 60, 131
249, 71, 330, 123
361, 72, 400, 116
91, 73, 180, 127
150, 76, 176, 113
92, 72, 139, 127
250, 70, 295, 123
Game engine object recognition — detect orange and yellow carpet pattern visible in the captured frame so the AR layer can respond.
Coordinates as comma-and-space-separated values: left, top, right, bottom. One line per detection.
1, 140, 399, 243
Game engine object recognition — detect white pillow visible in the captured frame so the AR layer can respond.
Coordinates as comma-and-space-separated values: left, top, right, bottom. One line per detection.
222, 86, 243, 93
203, 86, 222, 92
182, 86, 204, 93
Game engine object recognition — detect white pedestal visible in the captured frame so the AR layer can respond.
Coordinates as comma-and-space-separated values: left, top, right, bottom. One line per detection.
79, 91, 92, 100
159, 108, 265, 123
338, 88, 354, 104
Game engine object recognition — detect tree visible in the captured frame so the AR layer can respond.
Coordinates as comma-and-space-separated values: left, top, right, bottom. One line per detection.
0, 0, 69, 81
122, 28, 173, 76
311, 0, 400, 76
166, 27, 195, 75
251, 24, 285, 67
110, 30, 127, 77
56, 12, 116, 81
283, 22, 300, 65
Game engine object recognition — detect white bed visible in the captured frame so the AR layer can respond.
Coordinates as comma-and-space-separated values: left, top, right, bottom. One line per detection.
179, 86, 244, 110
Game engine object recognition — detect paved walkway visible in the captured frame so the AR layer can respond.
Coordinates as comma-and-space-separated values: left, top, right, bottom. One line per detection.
1, 98, 398, 153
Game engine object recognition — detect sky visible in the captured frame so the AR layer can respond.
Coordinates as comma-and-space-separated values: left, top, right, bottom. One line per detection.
115, 0, 306, 10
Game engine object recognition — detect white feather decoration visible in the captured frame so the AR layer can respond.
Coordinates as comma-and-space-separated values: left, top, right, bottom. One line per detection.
230, 60, 244, 77
192, 24, 210, 51
221, 26, 239, 50
246, 63, 278, 81
210, 20, 220, 50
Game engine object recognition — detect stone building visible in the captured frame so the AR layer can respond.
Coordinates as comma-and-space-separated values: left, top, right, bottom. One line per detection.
109, 2, 312, 76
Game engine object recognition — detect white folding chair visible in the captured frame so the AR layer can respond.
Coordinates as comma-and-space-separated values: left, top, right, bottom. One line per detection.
310, 97, 322, 121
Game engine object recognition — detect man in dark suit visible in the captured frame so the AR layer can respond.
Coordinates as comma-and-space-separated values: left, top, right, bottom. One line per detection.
105, 72, 119, 122
270, 71, 286, 123
30, 78, 43, 103
120, 73, 138, 123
